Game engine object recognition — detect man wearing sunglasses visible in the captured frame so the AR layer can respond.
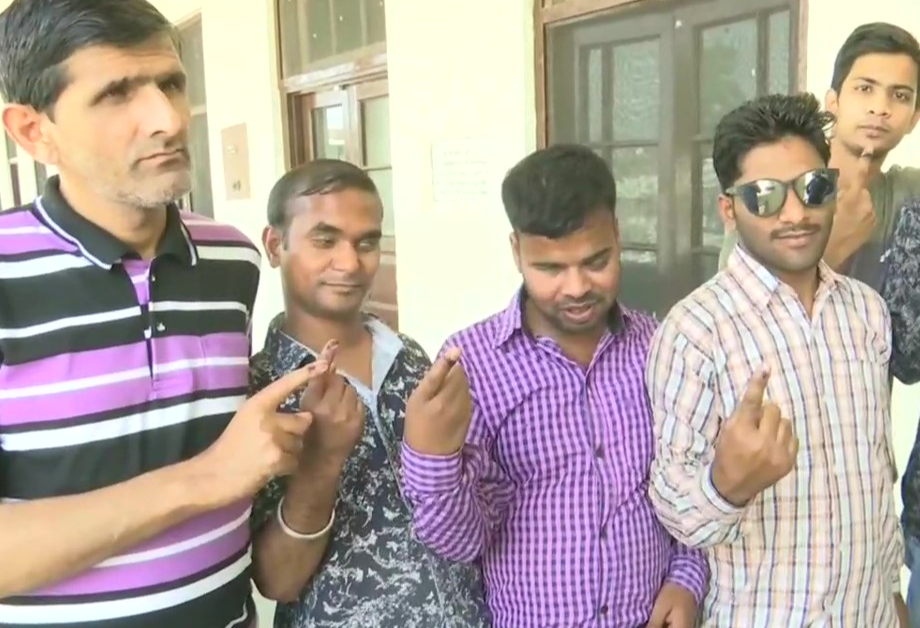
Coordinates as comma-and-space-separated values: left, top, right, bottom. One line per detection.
648, 93, 906, 626
718, 22, 920, 288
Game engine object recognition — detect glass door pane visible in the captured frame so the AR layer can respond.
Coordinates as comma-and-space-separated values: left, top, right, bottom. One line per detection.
188, 113, 213, 217
355, 81, 398, 330
365, 0, 386, 43
362, 96, 390, 167
5, 133, 20, 206
34, 162, 47, 195
699, 19, 758, 136
698, 142, 722, 250
361, 94, 393, 236
768, 10, 792, 93
557, 12, 671, 317
680, 0, 797, 288
312, 105, 347, 160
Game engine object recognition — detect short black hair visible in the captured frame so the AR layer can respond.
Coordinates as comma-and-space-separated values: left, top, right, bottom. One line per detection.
831, 22, 920, 97
501, 143, 616, 238
0, 0, 177, 113
712, 93, 834, 191
266, 159, 379, 230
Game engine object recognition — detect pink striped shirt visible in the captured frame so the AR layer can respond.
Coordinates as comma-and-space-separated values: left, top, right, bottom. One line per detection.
647, 246, 901, 626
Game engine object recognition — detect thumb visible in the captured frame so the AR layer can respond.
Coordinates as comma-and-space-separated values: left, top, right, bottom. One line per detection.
250, 360, 328, 411
276, 410, 314, 436
291, 411, 314, 436
416, 346, 462, 400
299, 366, 329, 410
646, 597, 668, 628
737, 367, 769, 420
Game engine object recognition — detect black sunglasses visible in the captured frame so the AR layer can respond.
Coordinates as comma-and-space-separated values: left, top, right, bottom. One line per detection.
725, 168, 839, 217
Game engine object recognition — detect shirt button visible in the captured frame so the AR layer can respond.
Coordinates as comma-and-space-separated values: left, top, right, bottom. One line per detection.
600, 605, 609, 615
595, 445, 604, 459
600, 528, 607, 539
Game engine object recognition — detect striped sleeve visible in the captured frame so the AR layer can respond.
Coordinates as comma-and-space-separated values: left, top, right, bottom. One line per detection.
665, 542, 709, 604
400, 412, 511, 563
646, 311, 747, 549
875, 300, 904, 593
399, 338, 512, 563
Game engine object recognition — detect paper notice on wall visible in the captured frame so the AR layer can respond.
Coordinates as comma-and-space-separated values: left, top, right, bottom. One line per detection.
430, 136, 493, 211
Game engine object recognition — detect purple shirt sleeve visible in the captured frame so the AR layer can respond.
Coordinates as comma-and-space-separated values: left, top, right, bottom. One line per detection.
665, 541, 710, 604
401, 439, 511, 563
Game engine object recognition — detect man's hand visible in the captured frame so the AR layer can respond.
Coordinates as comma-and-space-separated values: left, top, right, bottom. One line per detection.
404, 346, 472, 457
826, 149, 876, 269
647, 582, 698, 628
298, 341, 366, 464
711, 368, 799, 506
896, 593, 910, 628
193, 360, 329, 506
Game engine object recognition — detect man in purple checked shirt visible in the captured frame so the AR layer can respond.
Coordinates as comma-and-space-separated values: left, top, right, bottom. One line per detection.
400, 144, 709, 628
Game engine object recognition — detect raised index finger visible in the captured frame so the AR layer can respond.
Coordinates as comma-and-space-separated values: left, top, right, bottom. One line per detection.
250, 360, 328, 411
415, 346, 462, 401
855, 147, 874, 186
738, 367, 770, 412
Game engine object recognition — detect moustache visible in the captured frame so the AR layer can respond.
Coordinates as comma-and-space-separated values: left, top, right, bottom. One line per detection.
135, 144, 190, 164
559, 297, 600, 309
771, 224, 819, 240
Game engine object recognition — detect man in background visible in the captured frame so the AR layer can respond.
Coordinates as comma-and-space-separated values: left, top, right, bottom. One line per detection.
719, 21, 920, 287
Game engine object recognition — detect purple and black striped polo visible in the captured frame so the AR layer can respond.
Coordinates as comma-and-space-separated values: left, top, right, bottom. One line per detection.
0, 178, 260, 628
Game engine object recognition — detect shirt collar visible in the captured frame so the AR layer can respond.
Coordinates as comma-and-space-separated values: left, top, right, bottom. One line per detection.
33, 175, 197, 269
725, 243, 840, 309
263, 312, 405, 392
493, 286, 627, 348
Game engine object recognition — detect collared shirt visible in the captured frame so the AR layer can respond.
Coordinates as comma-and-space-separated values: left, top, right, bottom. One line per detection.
249, 314, 489, 628
647, 245, 901, 627
400, 293, 708, 628
880, 198, 920, 539
0, 177, 260, 628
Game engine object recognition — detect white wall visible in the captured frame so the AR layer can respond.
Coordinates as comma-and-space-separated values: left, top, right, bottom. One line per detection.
386, 0, 537, 355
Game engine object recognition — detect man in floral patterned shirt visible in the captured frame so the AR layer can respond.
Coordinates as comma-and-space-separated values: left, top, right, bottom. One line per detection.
248, 159, 489, 628
882, 197, 920, 628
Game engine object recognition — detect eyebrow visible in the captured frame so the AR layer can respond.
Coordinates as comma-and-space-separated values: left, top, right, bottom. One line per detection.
532, 247, 613, 268
89, 70, 186, 106
309, 221, 382, 240
580, 247, 612, 265
852, 76, 916, 93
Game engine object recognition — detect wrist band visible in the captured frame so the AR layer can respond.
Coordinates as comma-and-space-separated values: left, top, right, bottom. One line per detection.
276, 496, 335, 541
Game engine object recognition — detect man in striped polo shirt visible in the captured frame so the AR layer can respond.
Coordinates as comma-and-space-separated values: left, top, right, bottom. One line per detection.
0, 1, 331, 626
